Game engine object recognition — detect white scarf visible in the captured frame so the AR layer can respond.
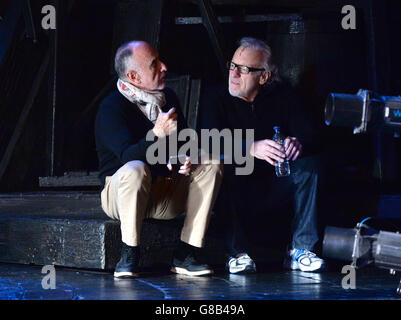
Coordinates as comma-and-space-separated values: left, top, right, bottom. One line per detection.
117, 78, 166, 124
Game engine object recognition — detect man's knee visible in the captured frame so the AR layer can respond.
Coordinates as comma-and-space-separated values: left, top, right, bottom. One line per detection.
203, 162, 224, 180
292, 156, 319, 175
116, 160, 151, 185
211, 162, 224, 174
290, 157, 319, 191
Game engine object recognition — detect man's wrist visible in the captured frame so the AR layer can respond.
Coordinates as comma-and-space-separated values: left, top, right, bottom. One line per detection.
152, 127, 164, 139
249, 141, 255, 157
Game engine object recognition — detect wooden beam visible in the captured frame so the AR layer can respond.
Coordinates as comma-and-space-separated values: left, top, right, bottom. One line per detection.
187, 79, 202, 130
22, 0, 37, 43
196, 0, 228, 77
180, 0, 319, 7
39, 171, 101, 187
175, 14, 302, 24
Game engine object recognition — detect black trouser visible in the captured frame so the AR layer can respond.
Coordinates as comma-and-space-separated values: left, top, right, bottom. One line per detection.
214, 156, 319, 258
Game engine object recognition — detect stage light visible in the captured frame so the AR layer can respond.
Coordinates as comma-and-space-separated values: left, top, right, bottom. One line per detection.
323, 218, 401, 294
325, 90, 401, 134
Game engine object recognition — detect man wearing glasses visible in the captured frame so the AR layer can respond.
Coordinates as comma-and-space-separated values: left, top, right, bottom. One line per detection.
199, 37, 324, 274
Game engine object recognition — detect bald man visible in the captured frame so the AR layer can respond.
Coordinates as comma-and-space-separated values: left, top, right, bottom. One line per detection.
95, 41, 223, 278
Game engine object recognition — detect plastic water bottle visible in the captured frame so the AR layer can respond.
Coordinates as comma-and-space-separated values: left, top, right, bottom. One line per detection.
272, 126, 290, 177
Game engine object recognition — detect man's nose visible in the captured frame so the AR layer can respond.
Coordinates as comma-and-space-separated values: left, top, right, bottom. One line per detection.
231, 67, 241, 78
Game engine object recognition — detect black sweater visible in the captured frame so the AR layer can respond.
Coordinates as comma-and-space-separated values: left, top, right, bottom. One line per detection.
198, 81, 321, 176
95, 88, 187, 186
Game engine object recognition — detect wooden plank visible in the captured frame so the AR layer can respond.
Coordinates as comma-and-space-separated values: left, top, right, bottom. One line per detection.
0, 192, 227, 270
0, 192, 103, 215
187, 78, 201, 130
0, 213, 227, 270
22, 0, 37, 42
0, 213, 183, 270
175, 14, 302, 25
0, 216, 111, 269
46, 0, 58, 177
165, 75, 191, 118
39, 172, 101, 187
180, 0, 319, 6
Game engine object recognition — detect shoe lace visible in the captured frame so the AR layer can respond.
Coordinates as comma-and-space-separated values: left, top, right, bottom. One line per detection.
228, 254, 251, 266
294, 249, 316, 260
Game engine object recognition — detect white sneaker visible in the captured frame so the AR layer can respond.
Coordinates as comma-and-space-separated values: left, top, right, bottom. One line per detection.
227, 253, 256, 274
284, 249, 325, 272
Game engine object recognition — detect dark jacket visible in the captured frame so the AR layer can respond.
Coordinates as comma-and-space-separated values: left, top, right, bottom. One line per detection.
198, 81, 321, 176
95, 88, 187, 186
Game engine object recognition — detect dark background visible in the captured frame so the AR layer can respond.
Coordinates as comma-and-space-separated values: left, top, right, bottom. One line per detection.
0, 0, 400, 238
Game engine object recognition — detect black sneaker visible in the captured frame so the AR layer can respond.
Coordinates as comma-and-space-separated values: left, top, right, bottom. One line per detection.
114, 243, 140, 278
171, 252, 214, 276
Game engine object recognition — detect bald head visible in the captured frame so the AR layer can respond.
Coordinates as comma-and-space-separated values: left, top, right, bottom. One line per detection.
114, 40, 167, 91
115, 41, 150, 80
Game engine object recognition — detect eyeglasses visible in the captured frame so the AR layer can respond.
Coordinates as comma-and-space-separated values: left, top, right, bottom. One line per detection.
227, 61, 265, 74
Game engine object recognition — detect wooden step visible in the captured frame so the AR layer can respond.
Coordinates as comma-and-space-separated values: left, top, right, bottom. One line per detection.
38, 172, 101, 187
0, 192, 225, 270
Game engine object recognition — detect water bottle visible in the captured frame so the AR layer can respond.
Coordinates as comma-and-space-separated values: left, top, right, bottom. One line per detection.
272, 126, 290, 177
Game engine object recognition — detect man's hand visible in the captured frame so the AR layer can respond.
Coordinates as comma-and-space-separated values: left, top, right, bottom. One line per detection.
152, 107, 178, 138
284, 137, 302, 161
250, 139, 286, 166
167, 156, 191, 176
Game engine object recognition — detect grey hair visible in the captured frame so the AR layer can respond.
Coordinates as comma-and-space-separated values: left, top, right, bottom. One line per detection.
114, 41, 139, 81
238, 37, 281, 83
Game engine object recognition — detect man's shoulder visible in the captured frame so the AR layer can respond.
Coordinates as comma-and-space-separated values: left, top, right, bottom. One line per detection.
258, 81, 301, 103
97, 90, 129, 114
99, 90, 126, 107
266, 81, 299, 96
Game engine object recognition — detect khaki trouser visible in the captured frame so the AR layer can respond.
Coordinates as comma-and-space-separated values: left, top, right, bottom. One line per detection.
101, 160, 223, 248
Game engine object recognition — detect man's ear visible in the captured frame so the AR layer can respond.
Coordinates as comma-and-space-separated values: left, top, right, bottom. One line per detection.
259, 71, 271, 85
126, 70, 141, 85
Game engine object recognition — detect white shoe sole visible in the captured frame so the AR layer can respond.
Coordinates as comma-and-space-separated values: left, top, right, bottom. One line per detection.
285, 260, 325, 272
229, 264, 257, 274
171, 266, 214, 276
114, 271, 139, 278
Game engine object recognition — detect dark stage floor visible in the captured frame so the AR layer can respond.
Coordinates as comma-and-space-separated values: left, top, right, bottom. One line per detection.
0, 262, 400, 300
